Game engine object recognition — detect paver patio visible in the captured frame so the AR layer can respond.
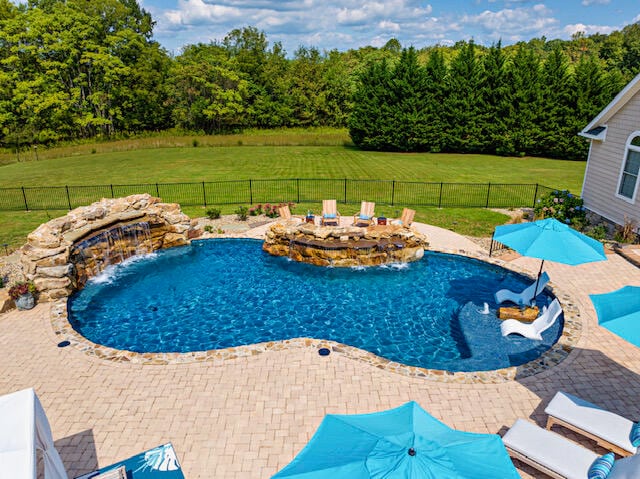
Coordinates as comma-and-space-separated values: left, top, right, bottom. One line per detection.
1, 219, 639, 478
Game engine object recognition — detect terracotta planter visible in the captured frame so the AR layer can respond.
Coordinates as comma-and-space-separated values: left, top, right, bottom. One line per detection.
15, 293, 35, 310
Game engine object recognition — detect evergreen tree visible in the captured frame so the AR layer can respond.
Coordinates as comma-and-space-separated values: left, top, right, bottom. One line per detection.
479, 41, 512, 155
444, 41, 483, 152
506, 45, 542, 156
537, 48, 574, 158
420, 49, 448, 152
348, 59, 392, 149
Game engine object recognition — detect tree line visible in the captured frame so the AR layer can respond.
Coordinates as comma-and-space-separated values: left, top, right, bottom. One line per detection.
1, 0, 640, 160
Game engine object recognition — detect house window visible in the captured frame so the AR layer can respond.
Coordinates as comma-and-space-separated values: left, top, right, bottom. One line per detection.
618, 134, 640, 201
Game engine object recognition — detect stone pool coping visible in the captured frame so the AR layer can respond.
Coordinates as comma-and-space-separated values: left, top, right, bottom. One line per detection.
48, 239, 581, 384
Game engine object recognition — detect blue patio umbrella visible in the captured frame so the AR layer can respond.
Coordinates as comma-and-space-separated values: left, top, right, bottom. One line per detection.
492, 218, 606, 302
590, 286, 640, 348
272, 401, 520, 478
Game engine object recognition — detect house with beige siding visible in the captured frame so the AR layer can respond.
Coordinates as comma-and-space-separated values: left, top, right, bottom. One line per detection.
579, 72, 640, 232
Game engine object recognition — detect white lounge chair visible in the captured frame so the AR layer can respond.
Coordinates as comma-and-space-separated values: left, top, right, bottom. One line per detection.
500, 298, 562, 340
503, 419, 640, 479
495, 271, 550, 307
503, 419, 599, 479
545, 391, 638, 457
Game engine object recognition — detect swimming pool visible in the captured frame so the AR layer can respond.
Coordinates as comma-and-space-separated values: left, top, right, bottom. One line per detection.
67, 239, 562, 372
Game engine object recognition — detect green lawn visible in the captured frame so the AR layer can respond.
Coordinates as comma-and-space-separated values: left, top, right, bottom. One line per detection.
0, 146, 585, 190
0, 141, 586, 250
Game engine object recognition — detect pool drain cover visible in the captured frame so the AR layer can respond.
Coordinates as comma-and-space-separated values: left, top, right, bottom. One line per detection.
318, 348, 330, 356
57, 340, 71, 348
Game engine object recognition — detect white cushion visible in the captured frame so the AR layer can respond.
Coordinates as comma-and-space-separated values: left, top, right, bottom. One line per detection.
609, 454, 640, 479
545, 392, 637, 454
503, 419, 598, 479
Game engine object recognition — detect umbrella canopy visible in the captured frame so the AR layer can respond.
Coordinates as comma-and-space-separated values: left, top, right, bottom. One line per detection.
590, 286, 640, 348
272, 401, 520, 479
493, 218, 606, 266
493, 218, 606, 303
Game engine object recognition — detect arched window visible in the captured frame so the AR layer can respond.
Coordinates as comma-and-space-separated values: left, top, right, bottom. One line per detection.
618, 133, 640, 201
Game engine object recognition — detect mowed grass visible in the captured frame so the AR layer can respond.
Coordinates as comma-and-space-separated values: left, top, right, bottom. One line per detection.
0, 141, 586, 249
0, 146, 585, 189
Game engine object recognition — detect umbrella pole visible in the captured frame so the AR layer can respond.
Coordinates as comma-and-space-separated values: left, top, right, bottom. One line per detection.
531, 260, 545, 304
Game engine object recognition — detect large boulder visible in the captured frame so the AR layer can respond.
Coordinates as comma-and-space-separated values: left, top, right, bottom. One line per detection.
263, 222, 429, 267
19, 194, 202, 301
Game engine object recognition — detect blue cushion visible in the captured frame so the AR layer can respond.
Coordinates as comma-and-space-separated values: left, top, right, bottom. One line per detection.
359, 214, 370, 220
324, 213, 336, 219
630, 422, 640, 447
588, 453, 615, 479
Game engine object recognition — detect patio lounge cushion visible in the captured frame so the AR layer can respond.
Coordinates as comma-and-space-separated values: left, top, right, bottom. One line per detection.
323, 213, 336, 219
545, 391, 637, 455
502, 419, 599, 479
359, 214, 370, 220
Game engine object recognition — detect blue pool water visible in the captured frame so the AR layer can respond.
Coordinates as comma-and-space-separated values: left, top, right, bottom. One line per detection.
68, 239, 562, 372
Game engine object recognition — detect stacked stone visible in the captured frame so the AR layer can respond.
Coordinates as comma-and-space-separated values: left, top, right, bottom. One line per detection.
263, 222, 429, 267
19, 194, 200, 301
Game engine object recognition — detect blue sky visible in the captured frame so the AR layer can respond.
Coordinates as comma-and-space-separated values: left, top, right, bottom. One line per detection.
138, 0, 640, 55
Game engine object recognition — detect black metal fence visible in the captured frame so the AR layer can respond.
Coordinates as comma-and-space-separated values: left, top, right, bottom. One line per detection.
0, 179, 556, 211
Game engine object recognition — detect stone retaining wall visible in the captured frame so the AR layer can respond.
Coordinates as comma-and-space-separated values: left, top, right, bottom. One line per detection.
20, 194, 201, 301
263, 222, 429, 267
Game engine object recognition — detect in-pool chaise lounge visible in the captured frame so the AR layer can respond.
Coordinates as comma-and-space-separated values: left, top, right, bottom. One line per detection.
545, 391, 638, 457
500, 298, 562, 340
503, 419, 640, 479
495, 271, 550, 307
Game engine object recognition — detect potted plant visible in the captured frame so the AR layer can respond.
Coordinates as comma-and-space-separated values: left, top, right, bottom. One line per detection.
8, 281, 37, 310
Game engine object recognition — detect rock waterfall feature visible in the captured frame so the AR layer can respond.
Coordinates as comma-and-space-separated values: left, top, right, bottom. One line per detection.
20, 194, 201, 300
263, 222, 429, 267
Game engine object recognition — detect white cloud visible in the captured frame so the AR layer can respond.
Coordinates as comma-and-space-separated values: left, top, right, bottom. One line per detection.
460, 4, 557, 40
564, 23, 616, 36
164, 0, 244, 25
147, 0, 640, 55
581, 0, 611, 5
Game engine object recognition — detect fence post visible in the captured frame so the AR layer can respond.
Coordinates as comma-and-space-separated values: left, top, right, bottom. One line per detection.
202, 181, 207, 207
296, 178, 300, 203
21, 186, 29, 211
344, 178, 347, 204
391, 180, 395, 206
249, 179, 253, 204
155, 183, 160, 197
438, 182, 443, 208
65, 185, 72, 210
110, 184, 114, 198
532, 183, 539, 208
485, 182, 491, 208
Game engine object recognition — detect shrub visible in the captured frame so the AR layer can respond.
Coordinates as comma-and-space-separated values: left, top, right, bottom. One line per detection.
204, 225, 213, 233
192, 139, 199, 147
264, 203, 280, 218
248, 204, 263, 216
8, 281, 36, 300
534, 190, 586, 225
206, 208, 221, 219
585, 224, 607, 241
235, 206, 248, 221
